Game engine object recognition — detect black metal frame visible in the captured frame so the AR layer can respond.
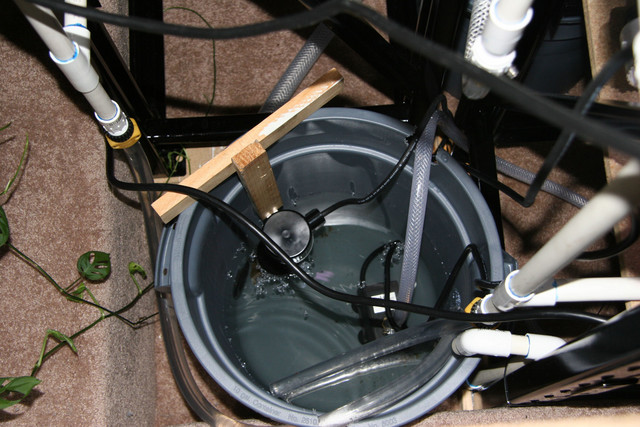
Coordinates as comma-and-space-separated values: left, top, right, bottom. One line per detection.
89, 0, 637, 236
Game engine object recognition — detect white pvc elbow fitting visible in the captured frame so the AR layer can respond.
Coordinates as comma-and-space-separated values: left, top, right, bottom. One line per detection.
452, 329, 565, 360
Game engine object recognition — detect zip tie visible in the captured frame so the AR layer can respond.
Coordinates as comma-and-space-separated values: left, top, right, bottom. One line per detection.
106, 118, 140, 149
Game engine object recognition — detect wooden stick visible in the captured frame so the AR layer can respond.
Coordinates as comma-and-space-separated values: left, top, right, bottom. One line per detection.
232, 141, 282, 220
151, 68, 344, 223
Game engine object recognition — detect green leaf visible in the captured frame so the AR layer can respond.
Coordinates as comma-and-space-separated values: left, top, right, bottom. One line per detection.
0, 206, 9, 248
0, 376, 41, 409
77, 251, 111, 281
128, 262, 147, 279
0, 122, 10, 132
65, 282, 86, 302
128, 262, 146, 295
46, 329, 77, 354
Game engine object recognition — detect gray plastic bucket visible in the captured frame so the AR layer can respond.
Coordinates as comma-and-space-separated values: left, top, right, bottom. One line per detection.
156, 108, 503, 426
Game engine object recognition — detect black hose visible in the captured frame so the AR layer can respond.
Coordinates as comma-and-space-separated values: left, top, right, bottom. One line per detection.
517, 45, 634, 208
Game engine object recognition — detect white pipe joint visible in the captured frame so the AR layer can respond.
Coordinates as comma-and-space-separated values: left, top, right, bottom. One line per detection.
483, 0, 533, 56
95, 101, 129, 137
467, 0, 533, 76
49, 41, 98, 94
49, 41, 117, 121
480, 269, 533, 313
64, 24, 91, 62
64, 0, 88, 28
452, 329, 564, 360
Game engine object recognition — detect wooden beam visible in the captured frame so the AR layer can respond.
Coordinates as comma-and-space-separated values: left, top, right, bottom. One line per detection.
151, 68, 344, 223
232, 141, 282, 220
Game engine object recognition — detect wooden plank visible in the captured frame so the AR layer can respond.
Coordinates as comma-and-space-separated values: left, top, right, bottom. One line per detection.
151, 68, 344, 223
232, 141, 282, 220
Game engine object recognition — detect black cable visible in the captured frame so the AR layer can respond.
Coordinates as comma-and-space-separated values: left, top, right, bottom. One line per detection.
319, 95, 445, 218
579, 209, 640, 260
383, 242, 404, 331
434, 244, 486, 310
26, 0, 640, 161
512, 46, 634, 209
465, 162, 640, 261
463, 46, 632, 209
359, 243, 389, 285
106, 144, 607, 325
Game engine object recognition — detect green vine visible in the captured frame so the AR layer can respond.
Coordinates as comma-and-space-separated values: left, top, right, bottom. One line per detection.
0, 123, 156, 410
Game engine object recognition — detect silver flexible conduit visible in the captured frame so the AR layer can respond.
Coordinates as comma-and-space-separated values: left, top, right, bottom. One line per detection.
464, 0, 491, 61
260, 23, 334, 113
394, 111, 441, 326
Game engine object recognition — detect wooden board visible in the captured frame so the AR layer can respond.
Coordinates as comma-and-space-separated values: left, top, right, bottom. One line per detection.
151, 68, 344, 223
231, 141, 282, 220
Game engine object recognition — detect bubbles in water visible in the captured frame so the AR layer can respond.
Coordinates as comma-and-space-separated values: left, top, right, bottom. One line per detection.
288, 187, 299, 206
379, 242, 404, 266
448, 288, 462, 311
232, 243, 247, 260
226, 270, 234, 279
250, 261, 299, 299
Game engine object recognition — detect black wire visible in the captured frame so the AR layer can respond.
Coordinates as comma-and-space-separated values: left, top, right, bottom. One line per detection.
465, 162, 640, 261
359, 243, 389, 285
26, 0, 640, 161
512, 46, 634, 208
320, 95, 445, 218
434, 244, 486, 310
578, 209, 640, 260
463, 46, 632, 209
383, 242, 404, 331
106, 144, 607, 325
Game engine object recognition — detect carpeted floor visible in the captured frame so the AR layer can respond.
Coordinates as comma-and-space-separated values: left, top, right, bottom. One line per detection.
1, 0, 639, 426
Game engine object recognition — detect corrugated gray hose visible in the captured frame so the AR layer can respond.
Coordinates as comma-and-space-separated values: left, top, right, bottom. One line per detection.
394, 111, 441, 326
260, 23, 334, 113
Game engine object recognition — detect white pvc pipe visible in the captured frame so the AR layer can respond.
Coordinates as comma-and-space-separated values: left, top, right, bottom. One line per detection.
15, 0, 76, 61
63, 0, 87, 28
495, 0, 534, 24
63, 0, 90, 62
14, 0, 120, 127
634, 31, 640, 91
452, 329, 565, 360
521, 277, 640, 307
483, 158, 640, 313
482, 0, 533, 56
